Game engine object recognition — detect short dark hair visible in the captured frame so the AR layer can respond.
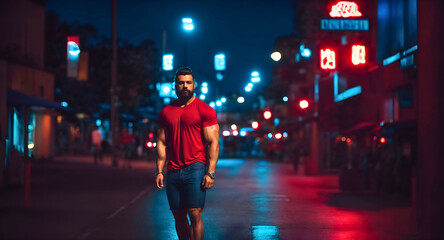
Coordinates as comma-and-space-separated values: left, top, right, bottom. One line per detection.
174, 67, 194, 83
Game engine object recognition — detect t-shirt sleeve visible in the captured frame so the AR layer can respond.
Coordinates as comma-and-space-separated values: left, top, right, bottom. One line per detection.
202, 105, 218, 127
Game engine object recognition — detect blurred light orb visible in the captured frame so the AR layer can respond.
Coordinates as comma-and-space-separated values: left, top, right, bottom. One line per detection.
199, 94, 206, 100
216, 100, 222, 106
251, 77, 260, 83
283, 96, 288, 102
251, 71, 259, 77
222, 130, 231, 136
221, 97, 227, 103
182, 18, 194, 31
271, 51, 282, 61
237, 96, 245, 103
231, 124, 237, 130
201, 86, 208, 94
210, 102, 216, 108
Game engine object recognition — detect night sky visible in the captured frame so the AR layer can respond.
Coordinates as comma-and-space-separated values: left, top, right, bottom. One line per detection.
47, 0, 295, 96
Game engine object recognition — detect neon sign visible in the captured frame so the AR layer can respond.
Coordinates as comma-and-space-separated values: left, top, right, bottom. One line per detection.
330, 1, 362, 18
320, 49, 336, 70
351, 45, 366, 65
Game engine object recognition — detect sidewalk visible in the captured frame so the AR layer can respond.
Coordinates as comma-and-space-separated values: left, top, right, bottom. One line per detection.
53, 153, 157, 170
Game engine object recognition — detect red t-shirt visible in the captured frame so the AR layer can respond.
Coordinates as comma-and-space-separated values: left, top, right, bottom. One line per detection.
159, 98, 218, 170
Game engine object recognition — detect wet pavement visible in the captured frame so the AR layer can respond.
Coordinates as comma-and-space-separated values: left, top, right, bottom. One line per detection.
0, 156, 416, 239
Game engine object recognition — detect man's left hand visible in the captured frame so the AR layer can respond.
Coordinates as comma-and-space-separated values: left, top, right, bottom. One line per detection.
202, 175, 214, 189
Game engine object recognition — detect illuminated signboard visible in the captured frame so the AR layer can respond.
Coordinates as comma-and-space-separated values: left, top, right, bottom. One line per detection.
334, 72, 362, 102
330, 1, 362, 18
214, 53, 226, 71
67, 36, 80, 78
351, 45, 366, 65
320, 49, 336, 70
321, 19, 369, 31
163, 54, 174, 71
321, 1, 369, 31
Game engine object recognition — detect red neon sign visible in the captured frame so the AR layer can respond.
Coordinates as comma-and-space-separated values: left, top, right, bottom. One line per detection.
352, 45, 366, 65
330, 1, 362, 18
320, 48, 336, 70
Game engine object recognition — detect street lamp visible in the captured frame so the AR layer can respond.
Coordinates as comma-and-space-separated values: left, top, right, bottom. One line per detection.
182, 17, 194, 66
271, 51, 281, 61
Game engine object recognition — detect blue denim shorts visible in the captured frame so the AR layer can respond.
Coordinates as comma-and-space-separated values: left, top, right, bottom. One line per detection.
166, 162, 208, 211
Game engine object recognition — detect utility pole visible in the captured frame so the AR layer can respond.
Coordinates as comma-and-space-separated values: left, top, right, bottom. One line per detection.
110, 0, 119, 167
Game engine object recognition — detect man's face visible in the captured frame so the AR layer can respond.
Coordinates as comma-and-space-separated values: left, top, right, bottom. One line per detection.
175, 74, 195, 100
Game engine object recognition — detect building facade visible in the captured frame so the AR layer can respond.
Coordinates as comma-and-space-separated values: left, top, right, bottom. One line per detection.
0, 0, 58, 187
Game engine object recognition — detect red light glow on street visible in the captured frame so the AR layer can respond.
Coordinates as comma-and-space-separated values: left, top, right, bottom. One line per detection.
252, 121, 259, 129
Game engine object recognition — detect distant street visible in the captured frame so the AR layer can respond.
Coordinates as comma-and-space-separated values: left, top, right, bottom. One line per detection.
0, 157, 416, 240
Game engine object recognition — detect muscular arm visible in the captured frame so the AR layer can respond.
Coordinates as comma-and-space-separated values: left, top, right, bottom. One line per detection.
202, 124, 220, 189
156, 127, 167, 189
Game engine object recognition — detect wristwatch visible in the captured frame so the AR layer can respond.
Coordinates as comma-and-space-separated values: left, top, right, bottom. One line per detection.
206, 172, 215, 179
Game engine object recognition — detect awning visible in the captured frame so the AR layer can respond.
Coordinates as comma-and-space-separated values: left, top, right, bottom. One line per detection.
7, 88, 68, 111
341, 122, 379, 136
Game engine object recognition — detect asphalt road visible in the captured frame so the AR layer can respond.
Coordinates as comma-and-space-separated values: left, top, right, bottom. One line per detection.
0, 158, 416, 240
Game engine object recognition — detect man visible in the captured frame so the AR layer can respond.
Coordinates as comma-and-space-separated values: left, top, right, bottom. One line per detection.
156, 67, 219, 240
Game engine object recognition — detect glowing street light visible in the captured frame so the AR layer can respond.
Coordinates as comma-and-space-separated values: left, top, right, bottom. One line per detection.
271, 51, 282, 61
182, 18, 194, 31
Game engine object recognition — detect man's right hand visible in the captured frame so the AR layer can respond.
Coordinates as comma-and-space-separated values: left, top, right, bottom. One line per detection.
156, 173, 164, 189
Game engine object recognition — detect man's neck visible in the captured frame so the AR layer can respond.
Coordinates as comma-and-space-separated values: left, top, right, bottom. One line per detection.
178, 96, 195, 107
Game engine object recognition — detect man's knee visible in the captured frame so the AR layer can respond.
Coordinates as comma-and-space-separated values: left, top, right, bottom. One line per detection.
172, 209, 188, 221
187, 208, 203, 222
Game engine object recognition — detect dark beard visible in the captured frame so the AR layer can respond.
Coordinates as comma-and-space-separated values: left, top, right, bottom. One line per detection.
178, 89, 194, 100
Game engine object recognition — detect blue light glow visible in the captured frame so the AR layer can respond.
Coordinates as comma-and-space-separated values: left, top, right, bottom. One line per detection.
216, 100, 222, 106
61, 101, 68, 107
251, 71, 259, 77
283, 96, 288, 102
199, 94, 206, 100
214, 53, 226, 71
274, 118, 280, 126
202, 82, 208, 87
383, 53, 401, 66
268, 133, 273, 139
68, 41, 80, 57
221, 97, 226, 103
245, 86, 252, 92
201, 86, 208, 94
403, 45, 418, 56
182, 18, 194, 31
96, 119, 101, 127
334, 72, 362, 102
251, 77, 260, 83
252, 225, 279, 240
247, 83, 253, 88
162, 54, 174, 71
210, 102, 215, 108
283, 132, 288, 138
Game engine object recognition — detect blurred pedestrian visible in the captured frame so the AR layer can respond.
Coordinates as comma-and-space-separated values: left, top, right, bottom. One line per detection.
91, 126, 103, 164
120, 128, 135, 167
156, 67, 220, 240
